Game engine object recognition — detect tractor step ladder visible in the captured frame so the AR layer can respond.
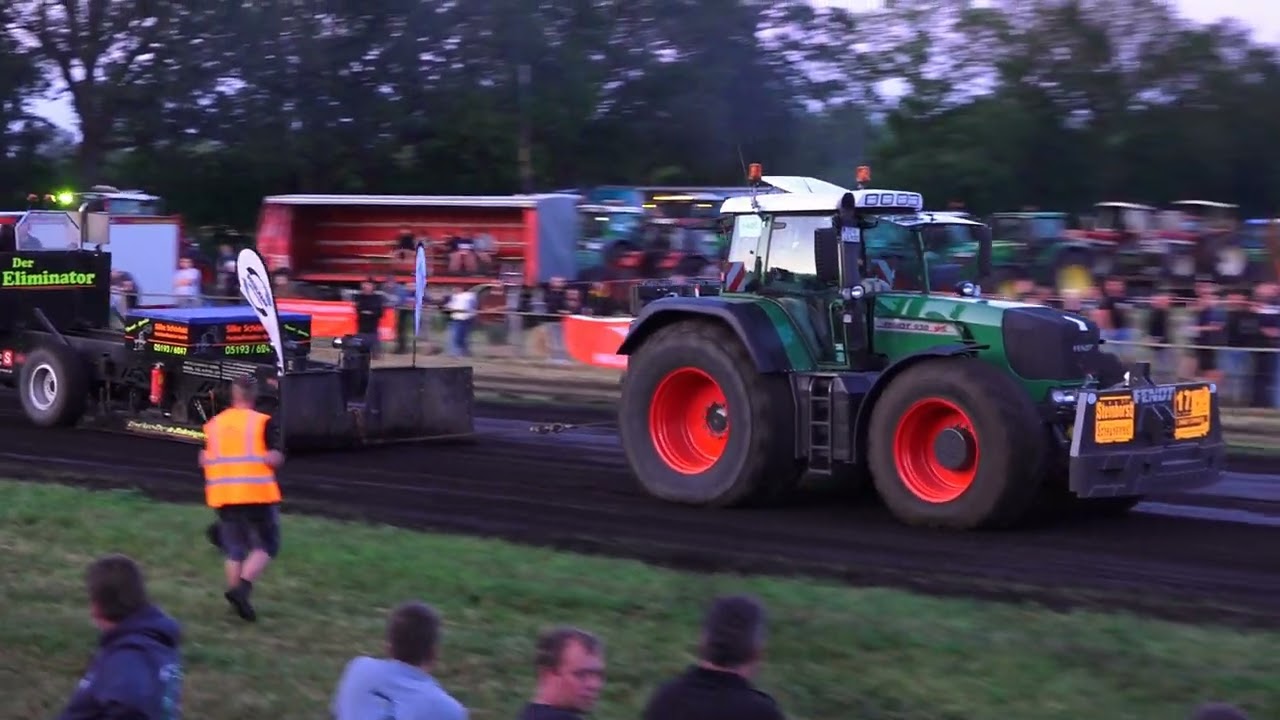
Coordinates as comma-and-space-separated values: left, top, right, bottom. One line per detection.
807, 376, 833, 474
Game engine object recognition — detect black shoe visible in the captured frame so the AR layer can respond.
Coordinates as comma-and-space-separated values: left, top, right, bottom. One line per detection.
224, 585, 256, 622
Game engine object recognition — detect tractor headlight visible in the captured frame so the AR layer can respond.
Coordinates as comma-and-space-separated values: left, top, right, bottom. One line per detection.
845, 285, 865, 300
1050, 389, 1078, 405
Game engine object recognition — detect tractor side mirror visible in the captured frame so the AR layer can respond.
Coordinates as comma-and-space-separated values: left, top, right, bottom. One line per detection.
814, 228, 841, 286
975, 224, 993, 283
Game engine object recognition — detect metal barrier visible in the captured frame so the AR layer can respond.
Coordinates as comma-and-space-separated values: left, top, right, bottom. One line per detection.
110, 288, 1280, 409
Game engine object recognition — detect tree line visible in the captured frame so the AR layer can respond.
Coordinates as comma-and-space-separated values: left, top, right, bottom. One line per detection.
3, 0, 1279, 229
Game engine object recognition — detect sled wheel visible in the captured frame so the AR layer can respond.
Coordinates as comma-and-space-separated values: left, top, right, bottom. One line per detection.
18, 343, 90, 428
619, 320, 801, 507
867, 357, 1046, 529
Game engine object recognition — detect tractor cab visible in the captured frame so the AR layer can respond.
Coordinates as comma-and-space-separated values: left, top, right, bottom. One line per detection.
1083, 202, 1154, 243
1166, 200, 1238, 233
719, 164, 990, 369
577, 202, 645, 268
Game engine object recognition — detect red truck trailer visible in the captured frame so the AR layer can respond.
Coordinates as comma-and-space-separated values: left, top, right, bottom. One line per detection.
253, 193, 582, 298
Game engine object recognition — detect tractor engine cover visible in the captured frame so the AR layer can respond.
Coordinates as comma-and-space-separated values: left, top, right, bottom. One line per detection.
1001, 306, 1107, 381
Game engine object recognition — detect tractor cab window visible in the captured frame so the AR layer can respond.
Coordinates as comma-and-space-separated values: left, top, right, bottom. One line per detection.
1031, 216, 1066, 240
726, 214, 765, 269
761, 214, 829, 291
862, 218, 925, 291
922, 221, 989, 290
992, 217, 1024, 241
105, 198, 164, 216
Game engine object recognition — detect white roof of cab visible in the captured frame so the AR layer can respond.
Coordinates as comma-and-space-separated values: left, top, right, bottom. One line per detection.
761, 175, 852, 194
1171, 200, 1238, 208
1095, 201, 1154, 210
263, 193, 580, 208
882, 212, 985, 227
720, 175, 923, 215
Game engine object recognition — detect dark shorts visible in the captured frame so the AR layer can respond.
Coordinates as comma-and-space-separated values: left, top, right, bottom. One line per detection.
215, 503, 281, 561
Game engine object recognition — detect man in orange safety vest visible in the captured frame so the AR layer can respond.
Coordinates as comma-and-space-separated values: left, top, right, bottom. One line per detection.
200, 374, 284, 622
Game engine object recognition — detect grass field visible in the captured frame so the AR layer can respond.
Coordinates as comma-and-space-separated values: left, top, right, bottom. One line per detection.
1, 481, 1276, 720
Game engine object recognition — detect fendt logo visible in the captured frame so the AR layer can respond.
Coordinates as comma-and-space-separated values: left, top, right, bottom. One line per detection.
1133, 386, 1175, 404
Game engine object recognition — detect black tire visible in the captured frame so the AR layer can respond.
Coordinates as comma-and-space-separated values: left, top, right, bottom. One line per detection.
18, 343, 90, 428
866, 357, 1047, 529
618, 319, 801, 506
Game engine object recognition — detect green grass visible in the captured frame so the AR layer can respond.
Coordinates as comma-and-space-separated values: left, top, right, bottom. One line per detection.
1, 481, 1276, 720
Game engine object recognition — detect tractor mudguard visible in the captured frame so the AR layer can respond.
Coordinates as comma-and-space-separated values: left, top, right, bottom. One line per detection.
615, 296, 801, 374
277, 365, 475, 451
852, 343, 985, 463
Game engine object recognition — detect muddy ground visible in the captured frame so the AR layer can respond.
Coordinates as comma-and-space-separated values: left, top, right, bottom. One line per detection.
0, 398, 1276, 629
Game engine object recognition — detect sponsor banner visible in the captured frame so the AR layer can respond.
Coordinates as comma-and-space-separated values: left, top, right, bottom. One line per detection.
562, 315, 632, 369
275, 299, 397, 341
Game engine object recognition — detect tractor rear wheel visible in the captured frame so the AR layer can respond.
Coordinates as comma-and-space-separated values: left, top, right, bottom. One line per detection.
618, 320, 801, 506
867, 357, 1047, 529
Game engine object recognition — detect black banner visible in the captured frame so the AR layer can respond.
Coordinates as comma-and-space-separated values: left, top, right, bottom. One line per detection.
0, 250, 111, 331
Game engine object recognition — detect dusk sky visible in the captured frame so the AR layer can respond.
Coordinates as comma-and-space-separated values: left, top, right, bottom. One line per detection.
29, 1, 1277, 134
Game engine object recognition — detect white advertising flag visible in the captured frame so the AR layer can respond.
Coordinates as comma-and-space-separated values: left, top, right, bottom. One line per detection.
413, 242, 428, 336
235, 248, 285, 374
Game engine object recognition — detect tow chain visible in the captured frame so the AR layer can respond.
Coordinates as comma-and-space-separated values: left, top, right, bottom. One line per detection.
528, 420, 616, 434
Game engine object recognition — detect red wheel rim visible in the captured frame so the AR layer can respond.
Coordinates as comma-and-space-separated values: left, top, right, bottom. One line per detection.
648, 367, 728, 474
892, 397, 979, 503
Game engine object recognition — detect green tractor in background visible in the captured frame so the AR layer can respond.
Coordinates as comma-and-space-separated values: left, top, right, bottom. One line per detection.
615, 165, 1227, 530
985, 211, 1096, 296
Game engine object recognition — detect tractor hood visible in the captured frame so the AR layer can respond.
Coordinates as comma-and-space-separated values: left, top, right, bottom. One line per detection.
999, 302, 1106, 382
874, 294, 1109, 384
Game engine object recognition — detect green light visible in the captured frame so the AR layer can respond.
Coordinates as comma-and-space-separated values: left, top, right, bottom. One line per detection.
56, 191, 74, 205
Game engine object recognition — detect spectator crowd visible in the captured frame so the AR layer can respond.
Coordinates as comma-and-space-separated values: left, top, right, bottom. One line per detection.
58, 552, 1255, 719
1004, 276, 1280, 408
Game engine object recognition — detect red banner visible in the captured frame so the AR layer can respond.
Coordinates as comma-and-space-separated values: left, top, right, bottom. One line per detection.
276, 299, 397, 340
561, 315, 632, 369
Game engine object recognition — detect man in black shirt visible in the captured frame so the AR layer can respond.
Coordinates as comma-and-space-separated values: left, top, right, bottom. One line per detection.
516, 626, 605, 719
353, 278, 385, 359
641, 594, 785, 720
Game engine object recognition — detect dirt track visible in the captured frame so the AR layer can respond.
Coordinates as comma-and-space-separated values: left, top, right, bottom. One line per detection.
0, 399, 1277, 628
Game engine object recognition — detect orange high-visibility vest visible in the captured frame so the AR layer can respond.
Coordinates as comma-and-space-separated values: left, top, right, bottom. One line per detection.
201, 407, 281, 508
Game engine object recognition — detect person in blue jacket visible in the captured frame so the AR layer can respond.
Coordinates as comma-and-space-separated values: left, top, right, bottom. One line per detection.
58, 553, 184, 720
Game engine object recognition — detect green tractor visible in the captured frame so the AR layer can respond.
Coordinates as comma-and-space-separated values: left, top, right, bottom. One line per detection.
986, 211, 1095, 296
615, 166, 1227, 530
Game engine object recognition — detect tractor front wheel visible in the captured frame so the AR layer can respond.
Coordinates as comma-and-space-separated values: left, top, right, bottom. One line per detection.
618, 320, 800, 506
867, 357, 1047, 529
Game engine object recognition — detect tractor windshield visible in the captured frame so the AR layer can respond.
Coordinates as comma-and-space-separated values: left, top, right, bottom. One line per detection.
864, 215, 988, 292
582, 209, 642, 245
1031, 215, 1066, 240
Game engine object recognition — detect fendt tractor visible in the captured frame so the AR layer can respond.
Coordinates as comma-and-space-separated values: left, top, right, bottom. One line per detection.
615, 165, 1227, 530
0, 226, 475, 449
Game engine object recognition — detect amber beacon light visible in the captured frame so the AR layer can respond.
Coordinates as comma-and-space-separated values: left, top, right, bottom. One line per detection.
747, 163, 763, 183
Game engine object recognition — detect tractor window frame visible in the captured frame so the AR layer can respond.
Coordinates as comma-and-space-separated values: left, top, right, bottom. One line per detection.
758, 212, 831, 294
725, 213, 767, 271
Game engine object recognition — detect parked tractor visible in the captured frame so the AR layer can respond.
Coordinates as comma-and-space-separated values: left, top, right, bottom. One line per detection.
615, 165, 1226, 530
1070, 201, 1163, 287
1161, 200, 1246, 286
985, 211, 1094, 295
1243, 218, 1280, 283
